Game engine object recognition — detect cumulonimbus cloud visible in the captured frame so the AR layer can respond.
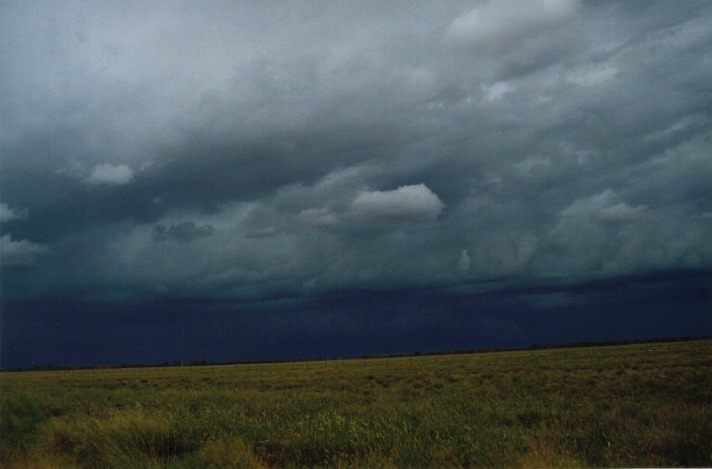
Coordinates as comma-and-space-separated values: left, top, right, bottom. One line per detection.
349, 184, 445, 222
1, 1, 711, 303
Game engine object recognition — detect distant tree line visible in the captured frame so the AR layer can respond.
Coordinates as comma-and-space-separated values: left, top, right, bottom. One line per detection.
3, 335, 710, 372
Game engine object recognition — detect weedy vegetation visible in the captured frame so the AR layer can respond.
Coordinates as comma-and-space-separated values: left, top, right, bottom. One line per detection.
1, 340, 710, 467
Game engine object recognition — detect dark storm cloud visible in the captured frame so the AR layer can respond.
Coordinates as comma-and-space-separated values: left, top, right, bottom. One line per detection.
1, 0, 711, 306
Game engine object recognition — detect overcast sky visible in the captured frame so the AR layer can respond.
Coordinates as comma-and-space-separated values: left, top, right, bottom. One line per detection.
1, 1, 711, 367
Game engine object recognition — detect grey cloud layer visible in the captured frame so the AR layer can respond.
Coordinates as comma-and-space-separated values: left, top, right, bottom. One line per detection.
2, 0, 711, 301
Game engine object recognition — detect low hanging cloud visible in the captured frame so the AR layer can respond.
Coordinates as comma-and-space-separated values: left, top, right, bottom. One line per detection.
0, 233, 51, 267
456, 248, 471, 274
349, 184, 445, 223
85, 164, 134, 186
559, 190, 648, 226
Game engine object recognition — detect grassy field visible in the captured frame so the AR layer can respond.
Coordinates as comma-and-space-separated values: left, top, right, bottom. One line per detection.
1, 340, 710, 468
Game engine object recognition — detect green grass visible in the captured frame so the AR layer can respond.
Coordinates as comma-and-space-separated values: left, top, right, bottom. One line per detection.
1, 340, 710, 467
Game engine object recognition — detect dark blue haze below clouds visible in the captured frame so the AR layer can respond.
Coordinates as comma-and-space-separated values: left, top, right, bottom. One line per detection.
2, 270, 710, 368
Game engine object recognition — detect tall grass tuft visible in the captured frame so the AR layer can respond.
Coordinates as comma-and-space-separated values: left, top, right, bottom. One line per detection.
89, 411, 179, 467
0, 393, 50, 460
199, 436, 268, 468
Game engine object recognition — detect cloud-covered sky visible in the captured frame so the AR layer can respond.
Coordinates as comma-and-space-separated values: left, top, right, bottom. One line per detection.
2, 0, 711, 367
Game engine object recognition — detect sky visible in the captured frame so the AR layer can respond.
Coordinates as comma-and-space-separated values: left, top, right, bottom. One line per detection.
1, 0, 711, 368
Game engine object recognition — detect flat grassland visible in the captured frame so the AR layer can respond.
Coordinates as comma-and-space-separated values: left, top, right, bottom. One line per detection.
1, 340, 710, 468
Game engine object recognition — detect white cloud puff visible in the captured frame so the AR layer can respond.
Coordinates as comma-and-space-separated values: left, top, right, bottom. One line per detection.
0, 233, 51, 267
86, 164, 134, 185
446, 0, 578, 46
349, 184, 444, 222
